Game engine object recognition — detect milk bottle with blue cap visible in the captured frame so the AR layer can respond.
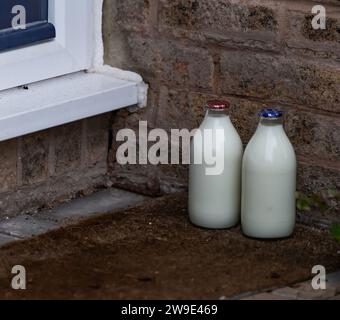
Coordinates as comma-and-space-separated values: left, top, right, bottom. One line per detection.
241, 109, 297, 238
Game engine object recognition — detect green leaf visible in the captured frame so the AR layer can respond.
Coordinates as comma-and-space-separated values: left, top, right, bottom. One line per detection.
330, 224, 340, 243
297, 198, 312, 211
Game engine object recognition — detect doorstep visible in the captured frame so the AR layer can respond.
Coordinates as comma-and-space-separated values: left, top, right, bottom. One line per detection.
0, 233, 20, 246
0, 188, 148, 244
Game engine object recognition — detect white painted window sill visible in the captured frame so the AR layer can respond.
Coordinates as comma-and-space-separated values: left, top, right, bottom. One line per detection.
0, 70, 147, 142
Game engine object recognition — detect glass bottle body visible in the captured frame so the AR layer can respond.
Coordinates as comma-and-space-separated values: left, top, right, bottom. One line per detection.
189, 109, 243, 229
241, 118, 297, 238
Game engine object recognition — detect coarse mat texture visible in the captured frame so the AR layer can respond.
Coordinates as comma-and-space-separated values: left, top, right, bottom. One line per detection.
0, 193, 339, 299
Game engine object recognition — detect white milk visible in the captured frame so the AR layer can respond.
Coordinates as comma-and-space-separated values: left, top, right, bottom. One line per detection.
241, 109, 297, 239
188, 101, 243, 229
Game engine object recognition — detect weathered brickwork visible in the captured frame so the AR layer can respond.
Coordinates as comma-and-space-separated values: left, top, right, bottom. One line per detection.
286, 7, 340, 60
0, 114, 112, 218
220, 52, 340, 113
104, 0, 340, 224
20, 132, 49, 185
159, 0, 279, 34
0, 139, 17, 193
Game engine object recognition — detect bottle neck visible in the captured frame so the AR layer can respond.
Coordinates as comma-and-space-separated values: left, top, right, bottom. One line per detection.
205, 109, 229, 118
258, 117, 283, 128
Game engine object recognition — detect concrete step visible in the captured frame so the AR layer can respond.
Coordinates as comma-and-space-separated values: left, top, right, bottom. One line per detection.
0, 188, 148, 245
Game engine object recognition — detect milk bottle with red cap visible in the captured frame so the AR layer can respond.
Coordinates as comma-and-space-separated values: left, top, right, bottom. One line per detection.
241, 108, 297, 238
188, 100, 243, 229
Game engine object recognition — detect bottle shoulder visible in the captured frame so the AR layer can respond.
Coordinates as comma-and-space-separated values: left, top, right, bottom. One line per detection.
243, 130, 296, 168
193, 123, 242, 145
197, 117, 240, 135
192, 121, 243, 155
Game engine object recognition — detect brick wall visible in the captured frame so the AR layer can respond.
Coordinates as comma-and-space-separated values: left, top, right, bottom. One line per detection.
0, 113, 111, 218
104, 0, 340, 204
0, 0, 336, 220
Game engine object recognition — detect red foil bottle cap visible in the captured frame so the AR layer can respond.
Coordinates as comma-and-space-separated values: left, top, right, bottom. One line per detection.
206, 100, 230, 110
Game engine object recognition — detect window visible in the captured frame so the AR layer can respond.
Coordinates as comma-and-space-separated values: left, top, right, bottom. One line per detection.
0, 0, 94, 91
0, 0, 55, 51
0, 0, 147, 142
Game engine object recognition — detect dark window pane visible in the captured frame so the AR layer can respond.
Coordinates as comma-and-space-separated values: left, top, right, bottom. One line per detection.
0, 0, 55, 51
0, 0, 48, 31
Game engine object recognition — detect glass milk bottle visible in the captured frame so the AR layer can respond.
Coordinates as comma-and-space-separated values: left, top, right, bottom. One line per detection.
188, 100, 243, 229
241, 109, 297, 239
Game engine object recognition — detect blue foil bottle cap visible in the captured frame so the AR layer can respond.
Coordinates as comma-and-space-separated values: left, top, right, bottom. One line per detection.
259, 108, 283, 119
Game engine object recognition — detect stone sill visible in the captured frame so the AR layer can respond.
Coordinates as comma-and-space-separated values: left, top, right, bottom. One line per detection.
0, 70, 141, 142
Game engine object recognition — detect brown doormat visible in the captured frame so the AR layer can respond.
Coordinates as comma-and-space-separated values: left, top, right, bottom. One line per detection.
0, 193, 339, 299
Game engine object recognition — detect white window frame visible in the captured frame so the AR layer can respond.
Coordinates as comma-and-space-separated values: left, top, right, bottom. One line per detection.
0, 0, 147, 142
0, 0, 94, 91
